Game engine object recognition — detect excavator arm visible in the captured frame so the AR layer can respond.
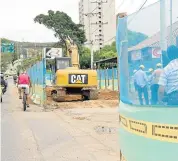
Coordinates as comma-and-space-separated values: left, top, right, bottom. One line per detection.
65, 37, 80, 69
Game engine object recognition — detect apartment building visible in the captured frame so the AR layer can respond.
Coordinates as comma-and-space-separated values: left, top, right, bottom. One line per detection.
79, 0, 116, 51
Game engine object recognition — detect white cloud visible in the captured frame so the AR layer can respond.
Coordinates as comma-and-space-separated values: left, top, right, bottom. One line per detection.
0, 0, 79, 42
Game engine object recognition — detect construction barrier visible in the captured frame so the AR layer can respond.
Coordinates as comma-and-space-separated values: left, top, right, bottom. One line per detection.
97, 68, 119, 91
27, 60, 46, 105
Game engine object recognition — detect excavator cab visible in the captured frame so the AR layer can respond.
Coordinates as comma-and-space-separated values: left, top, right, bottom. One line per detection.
54, 57, 71, 71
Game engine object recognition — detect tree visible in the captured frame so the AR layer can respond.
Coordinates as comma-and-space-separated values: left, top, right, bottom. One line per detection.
94, 42, 117, 61
1, 53, 13, 72
34, 10, 86, 51
128, 30, 148, 47
79, 47, 91, 69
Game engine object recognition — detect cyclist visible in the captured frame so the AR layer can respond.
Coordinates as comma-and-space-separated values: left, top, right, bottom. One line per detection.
17, 71, 31, 107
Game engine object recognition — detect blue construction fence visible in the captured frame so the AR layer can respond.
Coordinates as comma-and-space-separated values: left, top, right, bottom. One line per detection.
45, 68, 119, 91
27, 60, 46, 105
97, 68, 119, 91
45, 70, 55, 86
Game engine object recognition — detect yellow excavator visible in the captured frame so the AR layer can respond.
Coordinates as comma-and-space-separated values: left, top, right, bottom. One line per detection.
50, 37, 98, 102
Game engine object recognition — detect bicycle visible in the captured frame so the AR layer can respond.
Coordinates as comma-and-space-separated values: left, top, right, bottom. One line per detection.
22, 87, 27, 111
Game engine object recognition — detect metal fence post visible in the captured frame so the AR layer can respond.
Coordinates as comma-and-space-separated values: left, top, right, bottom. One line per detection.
99, 70, 101, 89
107, 69, 110, 87
104, 69, 107, 89
42, 58, 47, 106
112, 67, 115, 91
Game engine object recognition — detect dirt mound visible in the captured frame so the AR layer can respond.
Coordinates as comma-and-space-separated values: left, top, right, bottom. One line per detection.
46, 87, 119, 100
46, 100, 118, 109
45, 89, 119, 109
98, 89, 119, 100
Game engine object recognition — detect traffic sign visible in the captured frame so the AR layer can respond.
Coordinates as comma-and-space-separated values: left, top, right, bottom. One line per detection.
1, 43, 15, 53
43, 48, 63, 59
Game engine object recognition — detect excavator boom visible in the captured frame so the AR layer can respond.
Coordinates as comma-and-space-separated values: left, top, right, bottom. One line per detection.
65, 38, 80, 69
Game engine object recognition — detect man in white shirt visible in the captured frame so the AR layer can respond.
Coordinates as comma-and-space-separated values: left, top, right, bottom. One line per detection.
158, 45, 178, 105
134, 65, 149, 105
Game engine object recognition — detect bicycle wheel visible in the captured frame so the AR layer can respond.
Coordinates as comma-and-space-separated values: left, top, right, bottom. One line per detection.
23, 94, 27, 111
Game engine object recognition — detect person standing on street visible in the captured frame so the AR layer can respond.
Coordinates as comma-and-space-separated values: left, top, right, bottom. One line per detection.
134, 65, 149, 105
148, 68, 154, 85
158, 45, 178, 105
150, 63, 163, 105
17, 71, 31, 107
133, 70, 138, 92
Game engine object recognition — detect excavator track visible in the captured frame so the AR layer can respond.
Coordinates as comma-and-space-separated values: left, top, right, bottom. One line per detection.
51, 88, 66, 102
82, 88, 98, 100
89, 90, 98, 100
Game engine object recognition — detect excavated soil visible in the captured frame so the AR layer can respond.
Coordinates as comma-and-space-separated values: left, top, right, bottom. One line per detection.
45, 87, 119, 109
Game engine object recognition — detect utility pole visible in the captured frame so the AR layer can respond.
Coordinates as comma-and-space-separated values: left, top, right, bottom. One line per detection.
160, 0, 167, 51
170, 0, 173, 45
160, 0, 167, 66
88, 0, 94, 69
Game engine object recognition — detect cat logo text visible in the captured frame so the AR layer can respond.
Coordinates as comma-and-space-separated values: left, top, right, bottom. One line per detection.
69, 74, 88, 84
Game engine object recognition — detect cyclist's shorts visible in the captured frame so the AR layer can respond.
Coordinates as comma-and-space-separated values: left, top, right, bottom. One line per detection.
18, 84, 29, 94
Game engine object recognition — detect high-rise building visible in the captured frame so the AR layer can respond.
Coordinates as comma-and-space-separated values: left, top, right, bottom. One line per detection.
79, 0, 116, 51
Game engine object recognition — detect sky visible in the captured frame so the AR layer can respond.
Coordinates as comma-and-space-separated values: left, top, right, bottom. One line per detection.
0, 0, 80, 42
0, 0, 174, 42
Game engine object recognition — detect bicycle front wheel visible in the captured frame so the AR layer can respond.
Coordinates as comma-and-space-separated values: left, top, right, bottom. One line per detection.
23, 95, 27, 111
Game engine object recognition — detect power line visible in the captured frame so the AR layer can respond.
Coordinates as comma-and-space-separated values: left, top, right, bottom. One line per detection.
115, 0, 125, 13
103, 0, 115, 16
103, 36, 116, 44
102, 0, 154, 45
91, 26, 100, 35
128, 0, 148, 24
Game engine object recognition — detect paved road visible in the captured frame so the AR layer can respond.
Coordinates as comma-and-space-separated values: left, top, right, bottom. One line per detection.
1, 80, 43, 161
1, 79, 119, 161
1, 80, 75, 161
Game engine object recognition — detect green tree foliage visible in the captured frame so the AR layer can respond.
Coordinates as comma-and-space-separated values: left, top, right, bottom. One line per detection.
128, 30, 148, 47
1, 38, 11, 43
20, 56, 41, 71
79, 29, 148, 68
94, 41, 117, 61
79, 47, 91, 69
34, 10, 86, 50
79, 42, 117, 68
1, 38, 18, 68
0, 53, 12, 72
